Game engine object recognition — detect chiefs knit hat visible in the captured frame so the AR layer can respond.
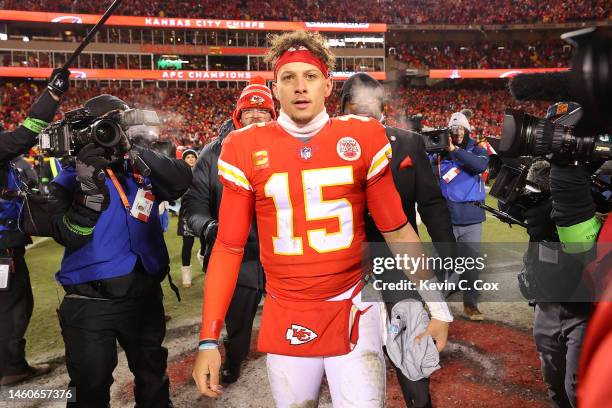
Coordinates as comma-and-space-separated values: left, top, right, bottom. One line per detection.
232, 76, 276, 128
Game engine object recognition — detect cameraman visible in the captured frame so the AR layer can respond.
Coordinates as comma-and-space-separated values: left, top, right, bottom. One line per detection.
340, 73, 455, 408
48, 94, 192, 407
430, 110, 489, 320
520, 102, 605, 408
0, 69, 69, 385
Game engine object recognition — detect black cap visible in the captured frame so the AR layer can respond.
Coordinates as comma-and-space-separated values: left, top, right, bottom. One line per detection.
84, 94, 129, 117
339, 72, 384, 113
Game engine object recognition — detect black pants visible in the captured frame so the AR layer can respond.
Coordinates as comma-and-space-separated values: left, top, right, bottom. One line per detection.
0, 248, 33, 377
223, 285, 263, 369
181, 236, 194, 267
533, 303, 588, 408
59, 285, 171, 408
386, 350, 432, 408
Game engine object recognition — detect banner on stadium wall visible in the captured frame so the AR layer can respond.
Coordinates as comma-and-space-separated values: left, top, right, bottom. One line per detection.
0, 67, 386, 81
429, 68, 569, 79
139, 45, 268, 55
0, 10, 387, 32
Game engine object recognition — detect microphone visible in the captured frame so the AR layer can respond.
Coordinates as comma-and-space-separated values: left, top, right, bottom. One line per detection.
508, 71, 572, 102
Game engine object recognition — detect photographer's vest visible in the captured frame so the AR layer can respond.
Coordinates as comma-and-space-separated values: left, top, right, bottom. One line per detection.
0, 162, 27, 250
436, 142, 486, 203
53, 163, 169, 285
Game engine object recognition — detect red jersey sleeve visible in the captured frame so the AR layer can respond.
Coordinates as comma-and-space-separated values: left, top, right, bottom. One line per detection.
364, 120, 394, 185
218, 130, 254, 197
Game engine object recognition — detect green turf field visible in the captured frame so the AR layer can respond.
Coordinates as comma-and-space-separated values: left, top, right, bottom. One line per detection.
24, 194, 527, 359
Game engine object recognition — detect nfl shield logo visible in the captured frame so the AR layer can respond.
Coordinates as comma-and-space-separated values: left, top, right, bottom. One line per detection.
300, 146, 312, 160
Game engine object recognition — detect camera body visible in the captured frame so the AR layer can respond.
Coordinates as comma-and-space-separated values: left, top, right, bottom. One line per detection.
39, 107, 160, 157
490, 164, 550, 212
421, 128, 451, 153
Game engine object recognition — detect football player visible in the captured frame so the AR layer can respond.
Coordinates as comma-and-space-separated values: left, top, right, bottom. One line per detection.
193, 31, 452, 407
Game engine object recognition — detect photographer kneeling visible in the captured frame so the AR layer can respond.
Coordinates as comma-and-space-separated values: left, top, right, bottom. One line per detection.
48, 95, 192, 408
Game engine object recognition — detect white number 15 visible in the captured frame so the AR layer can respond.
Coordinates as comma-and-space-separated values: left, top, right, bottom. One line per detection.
264, 167, 354, 255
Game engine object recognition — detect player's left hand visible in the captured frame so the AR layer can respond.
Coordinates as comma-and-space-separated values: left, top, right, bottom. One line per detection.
416, 318, 450, 352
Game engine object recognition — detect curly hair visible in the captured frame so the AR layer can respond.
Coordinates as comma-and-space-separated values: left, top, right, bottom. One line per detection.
264, 31, 336, 73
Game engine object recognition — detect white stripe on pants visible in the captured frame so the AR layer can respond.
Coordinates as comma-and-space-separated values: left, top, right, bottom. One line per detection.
265, 292, 385, 408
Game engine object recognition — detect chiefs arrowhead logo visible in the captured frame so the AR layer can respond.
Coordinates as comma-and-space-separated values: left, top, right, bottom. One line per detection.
250, 95, 265, 105
285, 324, 318, 345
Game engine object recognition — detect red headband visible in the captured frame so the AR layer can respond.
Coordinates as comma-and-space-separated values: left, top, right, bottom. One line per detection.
273, 47, 329, 80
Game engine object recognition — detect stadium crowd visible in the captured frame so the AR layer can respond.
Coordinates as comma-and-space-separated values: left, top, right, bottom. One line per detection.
0, 81, 548, 149
389, 41, 573, 69
1, 0, 609, 24
0, 82, 240, 148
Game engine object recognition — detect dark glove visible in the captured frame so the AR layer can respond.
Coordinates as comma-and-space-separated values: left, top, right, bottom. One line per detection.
47, 68, 71, 98
201, 220, 218, 272
74, 144, 111, 212
523, 198, 557, 241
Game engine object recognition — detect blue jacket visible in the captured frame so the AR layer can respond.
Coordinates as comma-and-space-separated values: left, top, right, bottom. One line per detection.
53, 164, 169, 285
431, 138, 489, 226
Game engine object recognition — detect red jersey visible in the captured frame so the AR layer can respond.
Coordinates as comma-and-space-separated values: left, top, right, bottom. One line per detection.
218, 115, 406, 301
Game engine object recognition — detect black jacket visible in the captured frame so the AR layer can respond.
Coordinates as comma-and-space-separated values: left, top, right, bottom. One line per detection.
1, 90, 59, 250
181, 119, 264, 290
365, 126, 455, 244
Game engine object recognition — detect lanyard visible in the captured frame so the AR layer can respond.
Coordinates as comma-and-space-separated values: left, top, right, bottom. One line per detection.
106, 168, 130, 210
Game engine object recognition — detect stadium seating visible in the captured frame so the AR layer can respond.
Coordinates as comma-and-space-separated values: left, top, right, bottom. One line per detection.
2, 0, 609, 24
1, 81, 548, 149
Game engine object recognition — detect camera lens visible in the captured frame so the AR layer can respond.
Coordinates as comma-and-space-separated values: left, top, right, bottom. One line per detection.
91, 119, 122, 148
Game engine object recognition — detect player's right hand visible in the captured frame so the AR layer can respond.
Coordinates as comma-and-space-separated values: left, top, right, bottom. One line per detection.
192, 348, 223, 397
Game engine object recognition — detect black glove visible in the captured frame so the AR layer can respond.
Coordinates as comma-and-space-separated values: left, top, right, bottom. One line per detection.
201, 220, 219, 272
74, 144, 111, 212
523, 198, 557, 241
47, 68, 71, 98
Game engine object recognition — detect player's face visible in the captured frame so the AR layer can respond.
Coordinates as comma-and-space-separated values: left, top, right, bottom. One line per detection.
272, 62, 332, 126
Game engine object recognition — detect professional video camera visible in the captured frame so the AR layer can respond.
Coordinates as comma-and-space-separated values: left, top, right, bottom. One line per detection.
39, 106, 161, 157
420, 128, 451, 153
499, 27, 612, 163
500, 106, 611, 162
481, 160, 611, 228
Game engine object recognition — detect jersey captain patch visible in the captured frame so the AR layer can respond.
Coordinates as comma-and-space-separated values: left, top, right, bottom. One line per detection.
336, 137, 361, 161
